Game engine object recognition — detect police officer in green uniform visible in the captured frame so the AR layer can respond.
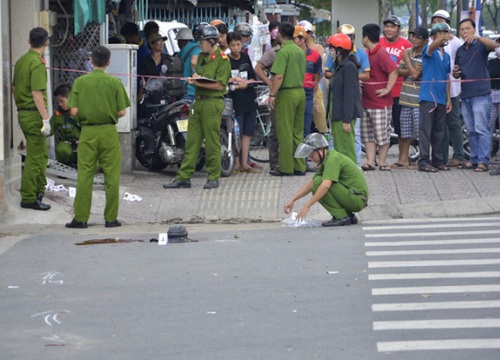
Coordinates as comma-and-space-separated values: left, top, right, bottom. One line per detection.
268, 22, 307, 176
164, 25, 231, 190
50, 84, 81, 167
284, 133, 368, 227
12, 27, 51, 211
65, 46, 130, 229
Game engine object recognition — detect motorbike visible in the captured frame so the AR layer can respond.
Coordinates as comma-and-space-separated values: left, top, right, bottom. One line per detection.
135, 75, 205, 172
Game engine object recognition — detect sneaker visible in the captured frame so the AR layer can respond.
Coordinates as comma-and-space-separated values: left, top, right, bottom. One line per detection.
490, 168, 500, 176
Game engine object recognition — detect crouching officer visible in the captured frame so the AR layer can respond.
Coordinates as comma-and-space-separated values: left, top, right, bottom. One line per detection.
12, 27, 51, 211
50, 84, 81, 167
284, 133, 368, 227
164, 25, 231, 190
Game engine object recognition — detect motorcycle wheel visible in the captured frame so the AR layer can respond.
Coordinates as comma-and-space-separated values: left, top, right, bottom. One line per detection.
220, 129, 234, 177
135, 135, 168, 171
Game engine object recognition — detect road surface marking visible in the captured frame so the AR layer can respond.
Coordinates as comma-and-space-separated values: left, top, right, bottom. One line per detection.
369, 259, 500, 268
377, 339, 500, 352
372, 284, 500, 295
372, 300, 500, 312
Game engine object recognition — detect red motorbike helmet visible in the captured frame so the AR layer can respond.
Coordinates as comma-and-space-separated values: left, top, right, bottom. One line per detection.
327, 33, 352, 50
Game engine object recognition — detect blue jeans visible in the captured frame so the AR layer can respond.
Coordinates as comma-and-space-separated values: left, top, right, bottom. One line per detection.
462, 95, 492, 165
355, 117, 361, 165
303, 88, 314, 137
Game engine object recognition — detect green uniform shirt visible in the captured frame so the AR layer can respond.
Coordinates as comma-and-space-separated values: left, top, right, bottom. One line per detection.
13, 49, 48, 108
195, 48, 231, 98
314, 150, 368, 198
270, 40, 306, 89
68, 69, 130, 125
50, 108, 81, 141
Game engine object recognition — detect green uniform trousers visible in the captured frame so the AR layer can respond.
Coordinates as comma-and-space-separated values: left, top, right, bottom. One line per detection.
18, 111, 48, 203
312, 176, 366, 219
56, 141, 77, 166
332, 120, 357, 164
275, 88, 306, 173
177, 99, 223, 181
74, 125, 121, 222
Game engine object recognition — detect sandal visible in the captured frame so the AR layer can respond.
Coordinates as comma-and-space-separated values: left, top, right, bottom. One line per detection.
390, 162, 408, 169
361, 163, 375, 171
379, 164, 391, 171
474, 163, 489, 173
459, 161, 475, 169
419, 164, 438, 172
242, 166, 262, 174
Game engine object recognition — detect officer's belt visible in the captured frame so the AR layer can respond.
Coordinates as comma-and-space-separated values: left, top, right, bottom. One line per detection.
17, 107, 38, 112
83, 123, 115, 126
195, 95, 223, 100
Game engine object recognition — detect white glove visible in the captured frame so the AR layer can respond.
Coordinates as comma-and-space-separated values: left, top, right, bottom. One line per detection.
41, 119, 51, 136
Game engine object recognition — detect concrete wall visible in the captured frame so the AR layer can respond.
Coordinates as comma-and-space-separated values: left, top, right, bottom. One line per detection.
332, 0, 379, 50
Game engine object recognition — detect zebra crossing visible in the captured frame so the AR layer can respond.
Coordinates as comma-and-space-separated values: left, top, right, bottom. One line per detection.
363, 217, 500, 354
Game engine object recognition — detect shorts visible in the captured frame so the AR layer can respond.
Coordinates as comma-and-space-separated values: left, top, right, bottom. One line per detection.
235, 109, 257, 137
360, 107, 392, 146
400, 106, 419, 139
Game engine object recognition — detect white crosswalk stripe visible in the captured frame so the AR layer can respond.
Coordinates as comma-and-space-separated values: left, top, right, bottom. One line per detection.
364, 217, 500, 355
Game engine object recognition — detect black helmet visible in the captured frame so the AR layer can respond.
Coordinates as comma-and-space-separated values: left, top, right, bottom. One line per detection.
199, 25, 219, 40
383, 15, 401, 27
234, 22, 253, 37
193, 22, 209, 40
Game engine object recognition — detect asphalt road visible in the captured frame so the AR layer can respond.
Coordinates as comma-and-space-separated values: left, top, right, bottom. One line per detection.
1, 218, 499, 359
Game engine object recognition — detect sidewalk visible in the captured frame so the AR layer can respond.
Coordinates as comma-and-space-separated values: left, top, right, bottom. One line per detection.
4, 152, 500, 226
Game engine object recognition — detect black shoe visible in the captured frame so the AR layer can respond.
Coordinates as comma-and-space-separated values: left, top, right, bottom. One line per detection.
490, 168, 500, 176
105, 220, 122, 228
322, 216, 351, 227
163, 179, 191, 189
269, 169, 293, 177
65, 219, 88, 228
203, 180, 219, 189
349, 213, 358, 225
294, 170, 306, 176
20, 200, 51, 211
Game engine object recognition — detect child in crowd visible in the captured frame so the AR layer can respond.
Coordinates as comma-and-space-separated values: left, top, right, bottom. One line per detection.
227, 31, 260, 173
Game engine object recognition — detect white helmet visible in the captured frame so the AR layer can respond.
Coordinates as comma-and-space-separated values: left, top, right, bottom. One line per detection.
297, 20, 314, 33
432, 9, 451, 23
177, 28, 194, 41
294, 133, 329, 158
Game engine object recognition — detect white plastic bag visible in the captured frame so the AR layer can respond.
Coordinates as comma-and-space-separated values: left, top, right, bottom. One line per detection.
281, 212, 322, 228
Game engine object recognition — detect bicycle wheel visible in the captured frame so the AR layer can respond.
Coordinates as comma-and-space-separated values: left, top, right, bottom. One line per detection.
249, 107, 271, 163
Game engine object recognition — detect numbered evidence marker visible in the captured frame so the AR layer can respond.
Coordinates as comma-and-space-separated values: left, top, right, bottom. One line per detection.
158, 233, 168, 245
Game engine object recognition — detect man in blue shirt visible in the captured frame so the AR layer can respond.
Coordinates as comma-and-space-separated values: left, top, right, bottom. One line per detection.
177, 27, 201, 101
418, 23, 452, 173
454, 18, 499, 172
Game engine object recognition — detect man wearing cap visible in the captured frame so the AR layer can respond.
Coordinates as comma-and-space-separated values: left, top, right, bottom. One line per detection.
380, 15, 412, 159
431, 10, 465, 167
121, 22, 149, 91
298, 19, 327, 140
453, 18, 499, 172
392, 26, 428, 169
293, 25, 322, 138
268, 22, 307, 176
177, 28, 201, 101
284, 133, 368, 227
418, 23, 452, 173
